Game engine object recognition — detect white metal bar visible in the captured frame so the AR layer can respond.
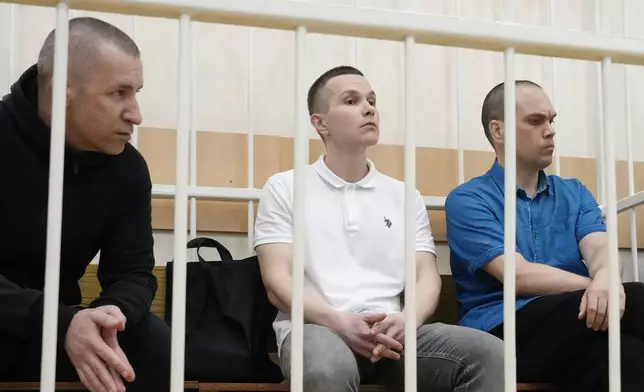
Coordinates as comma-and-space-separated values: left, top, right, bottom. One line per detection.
601, 55, 621, 392
130, 15, 139, 149
617, 190, 644, 213
594, 0, 606, 206
549, 0, 560, 176
171, 13, 191, 392
247, 27, 255, 255
8, 4, 17, 83
453, 0, 464, 185
352, 0, 358, 67
503, 46, 517, 392
151, 184, 447, 210
6, 0, 644, 66
622, 0, 638, 282
189, 24, 197, 240
153, 184, 261, 201
402, 34, 417, 392
290, 25, 307, 392
40, 3, 69, 391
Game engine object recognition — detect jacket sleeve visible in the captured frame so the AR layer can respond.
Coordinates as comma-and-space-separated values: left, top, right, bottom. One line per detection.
89, 156, 157, 328
0, 273, 81, 346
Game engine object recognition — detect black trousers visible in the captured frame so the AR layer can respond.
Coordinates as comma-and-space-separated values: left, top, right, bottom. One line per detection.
490, 282, 644, 392
0, 312, 171, 392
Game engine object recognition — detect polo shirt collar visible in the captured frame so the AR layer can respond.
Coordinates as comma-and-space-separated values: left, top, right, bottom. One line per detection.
489, 159, 550, 196
313, 154, 377, 189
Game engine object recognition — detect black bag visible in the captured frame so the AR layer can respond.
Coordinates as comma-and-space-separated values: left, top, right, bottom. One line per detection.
164, 237, 283, 383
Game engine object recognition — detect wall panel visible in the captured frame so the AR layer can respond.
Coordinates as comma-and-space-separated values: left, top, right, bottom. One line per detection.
138, 127, 644, 248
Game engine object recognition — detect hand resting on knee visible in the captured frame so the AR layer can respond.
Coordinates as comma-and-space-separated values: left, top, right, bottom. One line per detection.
64, 306, 135, 392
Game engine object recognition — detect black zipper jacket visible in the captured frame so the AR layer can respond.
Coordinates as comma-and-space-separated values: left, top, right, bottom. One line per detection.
0, 64, 158, 348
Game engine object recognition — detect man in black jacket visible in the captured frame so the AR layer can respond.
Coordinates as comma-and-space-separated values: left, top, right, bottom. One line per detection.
0, 17, 170, 392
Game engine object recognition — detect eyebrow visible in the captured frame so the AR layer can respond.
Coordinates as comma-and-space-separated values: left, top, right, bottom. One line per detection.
524, 112, 557, 120
116, 83, 143, 92
340, 89, 376, 99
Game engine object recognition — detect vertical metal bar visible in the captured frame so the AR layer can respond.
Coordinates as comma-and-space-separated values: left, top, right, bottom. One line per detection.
352, 0, 359, 66
597, 2, 621, 389
247, 27, 255, 255
501, 0, 515, 23
130, 15, 139, 149
453, 0, 464, 185
8, 4, 17, 84
189, 26, 197, 240
291, 25, 308, 392
622, 0, 638, 282
171, 13, 192, 392
502, 2, 517, 391
403, 34, 418, 392
595, 0, 606, 205
602, 55, 622, 392
549, 0, 560, 176
502, 46, 517, 392
40, 2, 69, 391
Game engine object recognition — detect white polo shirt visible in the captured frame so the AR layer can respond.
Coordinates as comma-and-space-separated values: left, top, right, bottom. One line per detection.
253, 155, 436, 351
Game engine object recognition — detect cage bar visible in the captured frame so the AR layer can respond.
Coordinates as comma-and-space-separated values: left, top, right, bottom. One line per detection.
403, 34, 418, 392
290, 24, 308, 392
170, 13, 192, 392
502, 46, 517, 392
40, 3, 69, 391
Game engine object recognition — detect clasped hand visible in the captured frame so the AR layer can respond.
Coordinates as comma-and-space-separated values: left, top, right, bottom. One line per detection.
333, 312, 406, 364
64, 305, 135, 392
578, 269, 626, 331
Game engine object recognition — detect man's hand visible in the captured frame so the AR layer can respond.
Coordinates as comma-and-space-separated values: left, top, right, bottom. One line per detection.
97, 306, 135, 391
64, 308, 135, 392
369, 312, 406, 363
330, 312, 403, 361
578, 268, 626, 331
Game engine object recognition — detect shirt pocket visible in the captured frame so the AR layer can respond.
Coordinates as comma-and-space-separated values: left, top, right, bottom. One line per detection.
549, 213, 582, 270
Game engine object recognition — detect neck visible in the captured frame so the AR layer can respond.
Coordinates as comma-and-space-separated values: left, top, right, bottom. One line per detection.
324, 144, 369, 183
37, 87, 52, 128
497, 154, 540, 197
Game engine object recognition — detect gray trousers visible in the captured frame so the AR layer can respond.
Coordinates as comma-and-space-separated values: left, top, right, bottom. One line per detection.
279, 323, 504, 392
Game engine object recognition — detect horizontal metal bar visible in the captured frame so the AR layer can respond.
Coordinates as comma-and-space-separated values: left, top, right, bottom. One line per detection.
152, 184, 446, 210
617, 190, 644, 213
153, 184, 261, 202
6, 0, 644, 66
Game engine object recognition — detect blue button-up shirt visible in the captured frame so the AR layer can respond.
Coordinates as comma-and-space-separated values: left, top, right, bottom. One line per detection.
445, 160, 606, 332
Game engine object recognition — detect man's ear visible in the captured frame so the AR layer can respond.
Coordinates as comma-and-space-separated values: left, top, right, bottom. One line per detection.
489, 120, 504, 146
65, 77, 74, 108
310, 113, 329, 140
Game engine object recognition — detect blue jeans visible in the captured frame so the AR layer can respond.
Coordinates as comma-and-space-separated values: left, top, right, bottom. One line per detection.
279, 322, 504, 391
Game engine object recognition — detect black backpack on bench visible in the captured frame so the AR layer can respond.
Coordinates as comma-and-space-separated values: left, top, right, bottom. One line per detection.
164, 237, 283, 383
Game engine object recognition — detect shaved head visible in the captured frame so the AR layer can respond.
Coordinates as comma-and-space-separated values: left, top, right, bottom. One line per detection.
37, 17, 140, 90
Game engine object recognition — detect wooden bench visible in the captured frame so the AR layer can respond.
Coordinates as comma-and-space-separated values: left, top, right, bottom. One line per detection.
0, 266, 558, 391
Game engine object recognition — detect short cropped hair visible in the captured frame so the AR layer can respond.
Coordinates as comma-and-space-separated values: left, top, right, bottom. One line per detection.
481, 80, 542, 145
307, 65, 364, 115
37, 17, 140, 87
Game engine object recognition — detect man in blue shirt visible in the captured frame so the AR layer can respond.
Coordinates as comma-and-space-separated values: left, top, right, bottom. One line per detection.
445, 80, 644, 392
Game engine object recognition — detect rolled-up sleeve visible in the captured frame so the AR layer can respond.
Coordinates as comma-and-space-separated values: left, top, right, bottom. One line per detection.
445, 190, 505, 274
575, 182, 606, 243
415, 191, 436, 255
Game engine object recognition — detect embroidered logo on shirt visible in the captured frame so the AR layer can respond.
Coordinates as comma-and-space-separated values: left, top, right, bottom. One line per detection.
384, 217, 392, 228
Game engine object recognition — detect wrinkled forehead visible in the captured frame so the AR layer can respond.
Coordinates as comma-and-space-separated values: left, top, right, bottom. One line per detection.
324, 74, 375, 100
516, 85, 554, 116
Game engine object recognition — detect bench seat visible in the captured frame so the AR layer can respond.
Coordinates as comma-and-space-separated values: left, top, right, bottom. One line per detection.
1, 267, 558, 391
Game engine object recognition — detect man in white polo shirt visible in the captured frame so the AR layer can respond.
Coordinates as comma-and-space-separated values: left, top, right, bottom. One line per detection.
253, 65, 504, 391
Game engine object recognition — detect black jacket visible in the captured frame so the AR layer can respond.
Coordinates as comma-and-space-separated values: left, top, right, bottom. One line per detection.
0, 65, 157, 347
